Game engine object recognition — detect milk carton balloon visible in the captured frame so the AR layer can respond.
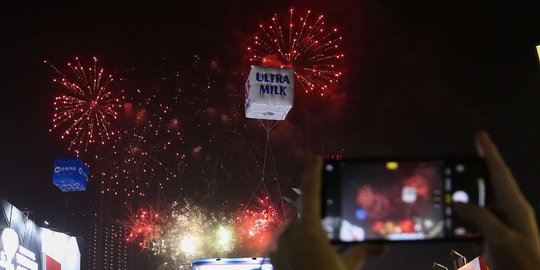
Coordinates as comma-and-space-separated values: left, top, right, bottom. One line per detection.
245, 65, 294, 120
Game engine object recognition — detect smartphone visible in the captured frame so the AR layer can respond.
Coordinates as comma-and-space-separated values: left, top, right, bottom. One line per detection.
321, 156, 488, 243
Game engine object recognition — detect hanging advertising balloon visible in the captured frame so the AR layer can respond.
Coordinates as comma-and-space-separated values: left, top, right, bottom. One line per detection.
52, 158, 89, 192
245, 66, 294, 120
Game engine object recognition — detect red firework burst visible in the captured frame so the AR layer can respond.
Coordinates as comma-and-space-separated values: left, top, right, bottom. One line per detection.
235, 196, 281, 253
356, 186, 391, 220
247, 8, 344, 95
46, 57, 122, 154
124, 206, 163, 249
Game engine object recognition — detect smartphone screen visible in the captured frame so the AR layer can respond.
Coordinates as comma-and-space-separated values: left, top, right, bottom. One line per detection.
321, 157, 488, 243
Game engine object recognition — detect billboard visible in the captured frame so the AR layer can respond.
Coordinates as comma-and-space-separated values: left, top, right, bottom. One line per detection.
0, 199, 80, 270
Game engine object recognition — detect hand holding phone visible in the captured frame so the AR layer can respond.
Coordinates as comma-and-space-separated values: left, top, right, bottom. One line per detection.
274, 132, 540, 270
453, 132, 540, 270
270, 157, 385, 270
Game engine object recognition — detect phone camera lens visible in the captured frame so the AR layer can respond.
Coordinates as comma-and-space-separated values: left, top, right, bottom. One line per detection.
325, 164, 334, 172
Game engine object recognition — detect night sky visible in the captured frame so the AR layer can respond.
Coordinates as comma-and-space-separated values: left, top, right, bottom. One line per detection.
1, 1, 539, 269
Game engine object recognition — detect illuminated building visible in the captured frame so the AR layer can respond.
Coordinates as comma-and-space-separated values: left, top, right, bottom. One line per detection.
88, 222, 129, 270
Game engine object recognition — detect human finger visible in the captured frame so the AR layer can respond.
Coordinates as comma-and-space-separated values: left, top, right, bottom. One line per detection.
475, 131, 532, 231
300, 156, 323, 225
269, 222, 298, 269
453, 202, 510, 243
475, 132, 523, 202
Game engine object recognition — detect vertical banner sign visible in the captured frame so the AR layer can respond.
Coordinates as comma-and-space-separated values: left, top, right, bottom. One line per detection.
52, 158, 89, 192
245, 66, 294, 120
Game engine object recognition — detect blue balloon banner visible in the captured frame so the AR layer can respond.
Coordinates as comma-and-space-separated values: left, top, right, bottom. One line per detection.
52, 158, 89, 192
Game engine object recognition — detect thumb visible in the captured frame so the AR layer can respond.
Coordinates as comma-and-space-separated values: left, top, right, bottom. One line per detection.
453, 203, 508, 241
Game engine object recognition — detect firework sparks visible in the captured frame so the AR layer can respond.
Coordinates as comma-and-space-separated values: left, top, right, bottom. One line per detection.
124, 206, 163, 249
46, 57, 122, 154
96, 89, 183, 199
215, 225, 235, 253
154, 199, 236, 265
235, 196, 282, 254
123, 197, 286, 266
92, 56, 292, 265
248, 8, 344, 95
